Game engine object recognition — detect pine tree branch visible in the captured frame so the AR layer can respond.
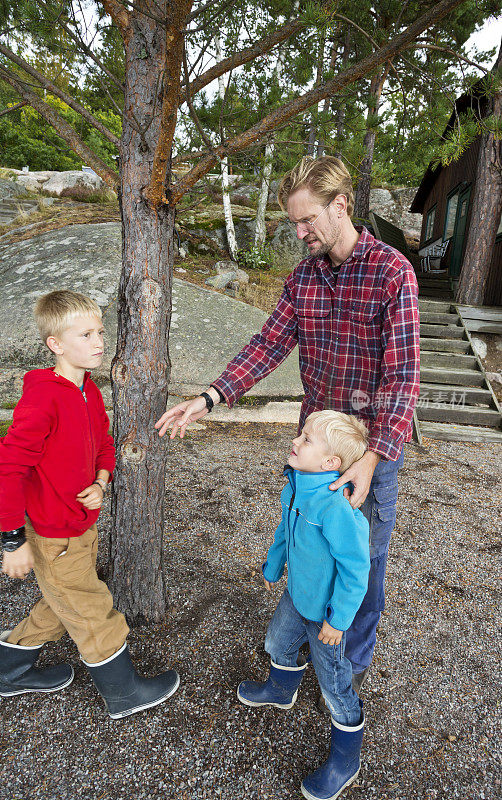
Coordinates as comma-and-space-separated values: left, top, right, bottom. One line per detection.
170, 0, 467, 204
186, 17, 307, 99
0, 100, 27, 117
0, 66, 119, 187
411, 43, 489, 73
187, 0, 236, 28
0, 43, 120, 146
36, 0, 125, 91
182, 44, 215, 152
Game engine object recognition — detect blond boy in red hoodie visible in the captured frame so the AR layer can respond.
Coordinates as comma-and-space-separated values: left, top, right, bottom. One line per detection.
0, 291, 179, 718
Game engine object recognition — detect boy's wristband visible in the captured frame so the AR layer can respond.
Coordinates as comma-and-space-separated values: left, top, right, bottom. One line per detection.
2, 526, 27, 552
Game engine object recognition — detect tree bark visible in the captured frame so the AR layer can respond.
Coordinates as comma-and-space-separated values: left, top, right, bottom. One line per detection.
353, 68, 388, 219
456, 87, 502, 304
333, 28, 351, 158
108, 2, 178, 623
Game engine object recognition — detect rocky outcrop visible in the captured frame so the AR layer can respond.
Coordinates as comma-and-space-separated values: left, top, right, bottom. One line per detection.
6, 169, 115, 201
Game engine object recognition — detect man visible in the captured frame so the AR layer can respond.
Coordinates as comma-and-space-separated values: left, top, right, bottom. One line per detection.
156, 156, 420, 689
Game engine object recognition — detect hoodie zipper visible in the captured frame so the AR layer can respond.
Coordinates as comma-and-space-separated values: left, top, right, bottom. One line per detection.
80, 382, 95, 466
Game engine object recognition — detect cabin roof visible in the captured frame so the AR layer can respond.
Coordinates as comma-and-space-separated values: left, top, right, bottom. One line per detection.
410, 81, 489, 214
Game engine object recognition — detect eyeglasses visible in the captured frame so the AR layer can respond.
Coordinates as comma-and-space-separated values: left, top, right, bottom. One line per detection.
286, 199, 333, 233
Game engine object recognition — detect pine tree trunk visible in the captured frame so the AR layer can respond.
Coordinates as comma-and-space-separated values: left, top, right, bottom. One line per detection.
456, 80, 502, 303
353, 70, 386, 220
333, 29, 351, 159
254, 1, 299, 247
108, 10, 174, 624
353, 128, 377, 219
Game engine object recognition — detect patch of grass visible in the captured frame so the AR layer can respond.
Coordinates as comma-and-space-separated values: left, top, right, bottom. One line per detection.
0, 401, 16, 409
0, 420, 11, 437
237, 271, 288, 314
236, 395, 304, 406
0, 198, 120, 243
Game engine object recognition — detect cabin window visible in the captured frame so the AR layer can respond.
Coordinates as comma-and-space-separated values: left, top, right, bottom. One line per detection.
444, 191, 459, 239
424, 206, 436, 242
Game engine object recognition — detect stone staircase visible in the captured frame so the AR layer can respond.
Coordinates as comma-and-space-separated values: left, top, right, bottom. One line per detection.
417, 299, 502, 443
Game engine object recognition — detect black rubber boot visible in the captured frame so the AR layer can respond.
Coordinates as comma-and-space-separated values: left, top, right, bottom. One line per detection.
84, 642, 180, 719
0, 631, 74, 697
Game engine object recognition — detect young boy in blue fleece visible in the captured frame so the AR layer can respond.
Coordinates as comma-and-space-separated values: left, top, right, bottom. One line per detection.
237, 410, 370, 800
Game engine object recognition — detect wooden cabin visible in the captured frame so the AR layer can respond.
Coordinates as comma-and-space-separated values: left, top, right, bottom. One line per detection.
410, 86, 501, 307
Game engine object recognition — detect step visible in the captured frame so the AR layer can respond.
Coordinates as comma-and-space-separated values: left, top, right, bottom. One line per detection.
419, 421, 502, 444
419, 337, 470, 354
417, 279, 452, 289
419, 288, 454, 299
416, 405, 501, 427
420, 323, 465, 339
418, 300, 454, 312
420, 312, 460, 325
419, 382, 494, 406
420, 367, 486, 387
420, 351, 478, 369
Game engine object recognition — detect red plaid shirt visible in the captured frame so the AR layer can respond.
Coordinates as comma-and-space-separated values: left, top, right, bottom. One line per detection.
212, 226, 420, 460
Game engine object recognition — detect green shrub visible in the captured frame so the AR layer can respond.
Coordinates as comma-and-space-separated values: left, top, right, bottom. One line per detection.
237, 244, 276, 271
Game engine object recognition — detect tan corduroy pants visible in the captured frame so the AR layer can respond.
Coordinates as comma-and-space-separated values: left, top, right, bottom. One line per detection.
8, 519, 129, 663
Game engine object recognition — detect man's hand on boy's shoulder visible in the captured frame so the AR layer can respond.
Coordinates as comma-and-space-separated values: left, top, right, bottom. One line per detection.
2, 541, 34, 579
318, 620, 343, 646
329, 451, 381, 508
76, 483, 104, 510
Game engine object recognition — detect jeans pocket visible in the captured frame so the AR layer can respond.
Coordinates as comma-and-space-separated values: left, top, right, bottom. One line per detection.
369, 483, 397, 557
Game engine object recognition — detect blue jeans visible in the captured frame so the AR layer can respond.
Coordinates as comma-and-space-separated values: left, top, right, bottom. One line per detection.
345, 446, 405, 674
265, 589, 361, 726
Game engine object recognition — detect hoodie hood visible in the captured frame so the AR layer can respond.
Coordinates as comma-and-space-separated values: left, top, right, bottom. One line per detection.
23, 368, 91, 391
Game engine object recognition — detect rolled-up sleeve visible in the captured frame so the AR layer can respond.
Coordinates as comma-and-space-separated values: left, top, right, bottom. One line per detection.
211, 282, 298, 407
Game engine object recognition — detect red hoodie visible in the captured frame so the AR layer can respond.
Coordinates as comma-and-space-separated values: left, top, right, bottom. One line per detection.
0, 369, 115, 538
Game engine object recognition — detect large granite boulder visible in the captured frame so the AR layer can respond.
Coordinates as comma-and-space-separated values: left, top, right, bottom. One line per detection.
369, 187, 421, 239
0, 222, 302, 404
7, 169, 115, 201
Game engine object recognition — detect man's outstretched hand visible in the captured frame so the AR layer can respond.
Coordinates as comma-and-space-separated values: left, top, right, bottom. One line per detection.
155, 396, 210, 439
330, 451, 381, 508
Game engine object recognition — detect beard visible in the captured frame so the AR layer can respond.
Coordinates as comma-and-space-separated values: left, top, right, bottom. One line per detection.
304, 215, 342, 257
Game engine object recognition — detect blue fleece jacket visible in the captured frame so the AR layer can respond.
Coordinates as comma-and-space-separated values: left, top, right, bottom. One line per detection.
262, 467, 370, 631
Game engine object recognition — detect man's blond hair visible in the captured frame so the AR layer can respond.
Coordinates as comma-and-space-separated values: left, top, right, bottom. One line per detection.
278, 156, 354, 218
35, 290, 102, 344
306, 410, 368, 472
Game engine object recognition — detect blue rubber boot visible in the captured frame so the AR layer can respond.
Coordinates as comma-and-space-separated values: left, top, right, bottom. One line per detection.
301, 704, 364, 800
237, 660, 307, 710
0, 632, 74, 697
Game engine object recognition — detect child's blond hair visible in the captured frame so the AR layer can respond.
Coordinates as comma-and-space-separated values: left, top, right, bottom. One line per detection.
307, 410, 368, 472
35, 290, 102, 344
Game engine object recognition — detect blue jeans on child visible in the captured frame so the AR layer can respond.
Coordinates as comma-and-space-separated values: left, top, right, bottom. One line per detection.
345, 446, 405, 674
265, 588, 361, 726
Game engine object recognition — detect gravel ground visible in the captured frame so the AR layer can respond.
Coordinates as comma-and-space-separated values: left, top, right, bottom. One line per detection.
1, 422, 501, 800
